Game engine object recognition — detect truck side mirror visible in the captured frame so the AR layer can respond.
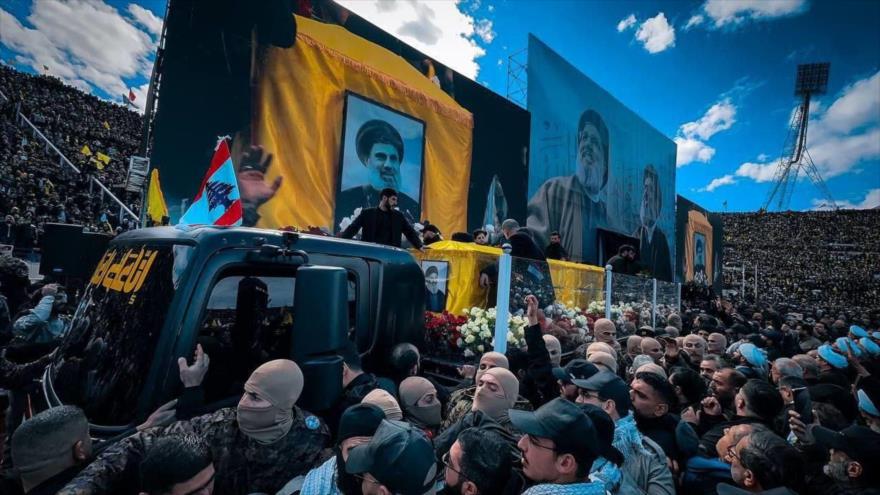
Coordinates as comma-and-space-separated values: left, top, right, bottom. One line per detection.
291, 266, 348, 412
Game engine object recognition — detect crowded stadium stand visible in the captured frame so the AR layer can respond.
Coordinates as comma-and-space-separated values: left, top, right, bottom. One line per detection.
722, 210, 880, 316
0, 66, 142, 256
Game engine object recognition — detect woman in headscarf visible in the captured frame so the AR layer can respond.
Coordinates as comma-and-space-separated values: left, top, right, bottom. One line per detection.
399, 376, 442, 437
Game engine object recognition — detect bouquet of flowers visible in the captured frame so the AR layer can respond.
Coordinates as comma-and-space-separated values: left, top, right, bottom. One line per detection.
424, 311, 468, 357
586, 300, 634, 323
457, 307, 528, 357
543, 302, 589, 336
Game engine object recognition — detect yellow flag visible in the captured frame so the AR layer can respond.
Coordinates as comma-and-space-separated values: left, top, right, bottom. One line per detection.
96, 152, 111, 165
91, 157, 105, 170
102, 121, 110, 130
147, 169, 169, 224
80, 144, 92, 156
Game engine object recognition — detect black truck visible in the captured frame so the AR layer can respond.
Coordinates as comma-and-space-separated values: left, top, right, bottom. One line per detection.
40, 226, 427, 436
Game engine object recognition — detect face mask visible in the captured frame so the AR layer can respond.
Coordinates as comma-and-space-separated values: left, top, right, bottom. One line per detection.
237, 403, 291, 444
408, 401, 441, 428
472, 383, 510, 421
823, 460, 850, 482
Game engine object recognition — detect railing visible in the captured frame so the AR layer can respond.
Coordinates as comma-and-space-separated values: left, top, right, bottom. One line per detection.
0, 89, 139, 224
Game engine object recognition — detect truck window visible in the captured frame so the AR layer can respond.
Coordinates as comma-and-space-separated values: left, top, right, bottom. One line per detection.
49, 244, 188, 426
195, 269, 358, 404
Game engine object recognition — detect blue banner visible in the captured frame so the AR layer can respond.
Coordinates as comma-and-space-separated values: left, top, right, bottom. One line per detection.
526, 36, 676, 280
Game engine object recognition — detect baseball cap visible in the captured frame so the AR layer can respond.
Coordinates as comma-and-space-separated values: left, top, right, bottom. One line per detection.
813, 425, 880, 472
346, 420, 437, 494
338, 403, 385, 442
571, 371, 633, 413
552, 359, 599, 384
508, 397, 598, 458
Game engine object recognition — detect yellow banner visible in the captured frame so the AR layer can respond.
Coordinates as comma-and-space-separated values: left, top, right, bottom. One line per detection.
254, 15, 473, 235
147, 169, 169, 224
413, 241, 605, 314
80, 144, 92, 156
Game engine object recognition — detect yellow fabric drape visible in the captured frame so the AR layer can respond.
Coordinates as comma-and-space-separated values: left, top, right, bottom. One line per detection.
146, 169, 169, 224
685, 209, 713, 281
254, 15, 473, 234
413, 241, 605, 314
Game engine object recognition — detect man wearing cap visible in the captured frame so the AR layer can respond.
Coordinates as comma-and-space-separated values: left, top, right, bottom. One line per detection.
857, 376, 880, 433
340, 188, 424, 249
326, 342, 381, 434
508, 398, 606, 494
59, 360, 330, 494
553, 359, 599, 402
292, 403, 386, 495
812, 424, 880, 494
336, 120, 419, 229
816, 344, 850, 389
346, 419, 438, 495
442, 351, 532, 430
572, 371, 675, 495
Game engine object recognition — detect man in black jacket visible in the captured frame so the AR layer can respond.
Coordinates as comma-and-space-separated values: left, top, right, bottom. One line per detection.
479, 220, 553, 309
339, 188, 424, 250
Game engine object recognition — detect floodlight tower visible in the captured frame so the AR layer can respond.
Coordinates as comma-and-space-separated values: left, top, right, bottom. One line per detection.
761, 63, 838, 212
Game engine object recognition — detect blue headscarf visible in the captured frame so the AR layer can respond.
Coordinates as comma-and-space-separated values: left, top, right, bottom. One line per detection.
850, 325, 868, 338
860, 337, 880, 356
836, 337, 862, 358
858, 389, 879, 417
817, 344, 848, 369
738, 343, 768, 372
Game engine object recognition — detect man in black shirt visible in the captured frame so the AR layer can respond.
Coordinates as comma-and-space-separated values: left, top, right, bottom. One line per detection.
339, 188, 424, 250
607, 244, 639, 275
544, 231, 569, 261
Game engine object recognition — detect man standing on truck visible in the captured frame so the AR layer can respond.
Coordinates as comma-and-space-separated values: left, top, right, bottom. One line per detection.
339, 188, 425, 251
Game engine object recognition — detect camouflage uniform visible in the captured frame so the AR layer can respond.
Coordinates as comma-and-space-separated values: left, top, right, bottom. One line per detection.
58, 406, 330, 495
441, 386, 533, 431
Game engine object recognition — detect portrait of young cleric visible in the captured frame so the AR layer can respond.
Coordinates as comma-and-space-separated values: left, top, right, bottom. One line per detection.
335, 119, 421, 231
527, 109, 609, 264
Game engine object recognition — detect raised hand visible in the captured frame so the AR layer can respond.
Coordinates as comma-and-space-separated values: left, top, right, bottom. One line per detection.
177, 344, 210, 388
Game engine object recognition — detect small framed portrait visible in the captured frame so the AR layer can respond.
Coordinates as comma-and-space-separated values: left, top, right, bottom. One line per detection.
421, 260, 449, 312
694, 232, 706, 274
335, 91, 426, 232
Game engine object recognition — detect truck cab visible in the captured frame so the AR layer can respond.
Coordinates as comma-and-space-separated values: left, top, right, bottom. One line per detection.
41, 226, 425, 436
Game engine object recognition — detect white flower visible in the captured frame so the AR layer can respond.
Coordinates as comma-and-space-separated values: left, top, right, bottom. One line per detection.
465, 334, 476, 344
464, 349, 475, 358
507, 332, 516, 343
477, 344, 485, 352
481, 330, 492, 339
481, 323, 490, 333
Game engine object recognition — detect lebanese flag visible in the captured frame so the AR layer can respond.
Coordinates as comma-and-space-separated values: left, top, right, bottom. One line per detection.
128, 88, 136, 102
177, 138, 242, 227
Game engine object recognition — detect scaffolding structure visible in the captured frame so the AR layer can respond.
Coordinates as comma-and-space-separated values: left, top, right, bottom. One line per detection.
505, 48, 528, 109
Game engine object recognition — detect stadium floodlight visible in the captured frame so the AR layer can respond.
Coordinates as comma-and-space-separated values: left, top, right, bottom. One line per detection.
794, 63, 830, 96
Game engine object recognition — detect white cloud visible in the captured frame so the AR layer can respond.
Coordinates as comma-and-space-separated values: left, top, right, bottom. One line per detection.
701, 0, 808, 28
812, 188, 880, 211
0, 0, 156, 101
757, 153, 768, 162
635, 13, 676, 54
675, 136, 716, 166
700, 174, 737, 192
474, 19, 495, 43
818, 71, 880, 134
675, 97, 736, 166
680, 98, 737, 140
684, 14, 704, 30
617, 14, 636, 32
126, 4, 162, 38
488, 5, 494, 13
735, 161, 779, 182
336, 0, 490, 79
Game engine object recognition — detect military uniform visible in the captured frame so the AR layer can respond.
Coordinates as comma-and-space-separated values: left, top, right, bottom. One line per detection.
441, 386, 533, 431
58, 406, 330, 495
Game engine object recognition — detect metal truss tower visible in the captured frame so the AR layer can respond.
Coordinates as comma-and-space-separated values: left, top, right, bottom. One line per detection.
506, 48, 528, 109
762, 63, 837, 212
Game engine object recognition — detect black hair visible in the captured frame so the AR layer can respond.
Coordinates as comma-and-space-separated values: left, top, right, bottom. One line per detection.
635, 371, 678, 411
451, 232, 474, 242
457, 428, 512, 493
380, 188, 398, 200
739, 431, 804, 492
472, 229, 487, 238
425, 265, 439, 277
550, 231, 561, 237
741, 379, 784, 421
722, 367, 749, 390
578, 404, 625, 466
669, 367, 707, 406
618, 244, 635, 255
390, 342, 420, 377
140, 435, 213, 494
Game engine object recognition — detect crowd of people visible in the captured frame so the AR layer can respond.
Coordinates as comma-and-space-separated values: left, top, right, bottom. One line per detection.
0, 66, 142, 255
722, 211, 880, 316
2, 241, 879, 495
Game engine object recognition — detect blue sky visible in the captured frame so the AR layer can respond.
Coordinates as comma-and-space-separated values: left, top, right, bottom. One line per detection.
2, 0, 878, 212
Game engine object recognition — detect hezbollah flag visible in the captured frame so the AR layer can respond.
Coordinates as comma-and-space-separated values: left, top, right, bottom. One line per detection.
80, 144, 92, 156
146, 169, 169, 224
253, 15, 473, 235
178, 138, 242, 227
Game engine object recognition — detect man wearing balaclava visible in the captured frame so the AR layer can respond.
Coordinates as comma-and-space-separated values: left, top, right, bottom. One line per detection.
398, 376, 442, 436
60, 359, 330, 494
543, 334, 562, 367
442, 351, 533, 430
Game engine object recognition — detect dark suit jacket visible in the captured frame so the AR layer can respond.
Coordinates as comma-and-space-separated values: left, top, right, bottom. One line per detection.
335, 185, 419, 230
339, 207, 423, 248
636, 225, 672, 281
